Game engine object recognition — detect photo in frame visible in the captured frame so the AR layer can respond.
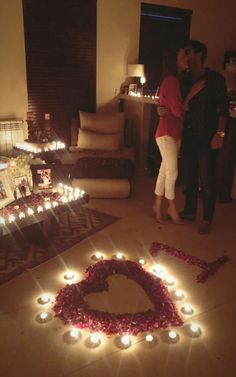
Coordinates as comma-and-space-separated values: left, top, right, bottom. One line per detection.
31, 164, 72, 193
128, 83, 137, 95
31, 165, 53, 192
13, 175, 31, 200
0, 171, 14, 208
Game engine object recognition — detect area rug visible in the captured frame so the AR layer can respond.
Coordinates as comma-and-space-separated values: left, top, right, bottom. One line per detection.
0, 205, 120, 286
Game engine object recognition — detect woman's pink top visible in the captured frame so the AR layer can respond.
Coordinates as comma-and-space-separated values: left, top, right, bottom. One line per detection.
156, 75, 184, 140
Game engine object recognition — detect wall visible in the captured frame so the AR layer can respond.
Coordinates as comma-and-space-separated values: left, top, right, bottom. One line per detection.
96, 0, 140, 112
1, 0, 236, 117
0, 0, 27, 125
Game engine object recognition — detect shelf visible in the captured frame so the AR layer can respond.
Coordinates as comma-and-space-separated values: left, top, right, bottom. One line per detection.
119, 94, 158, 105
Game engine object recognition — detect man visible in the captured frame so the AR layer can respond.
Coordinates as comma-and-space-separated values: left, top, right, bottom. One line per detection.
179, 40, 229, 234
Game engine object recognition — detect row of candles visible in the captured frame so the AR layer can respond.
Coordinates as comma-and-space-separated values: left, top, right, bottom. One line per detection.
35, 252, 202, 348
0, 183, 85, 226
128, 92, 158, 100
15, 140, 65, 154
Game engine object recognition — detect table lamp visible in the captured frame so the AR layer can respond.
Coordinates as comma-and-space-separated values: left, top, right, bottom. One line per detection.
127, 64, 146, 95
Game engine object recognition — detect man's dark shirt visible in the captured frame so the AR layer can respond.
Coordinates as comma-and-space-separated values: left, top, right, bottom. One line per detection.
180, 69, 229, 141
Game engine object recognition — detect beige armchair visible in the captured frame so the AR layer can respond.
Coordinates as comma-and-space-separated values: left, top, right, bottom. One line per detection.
60, 111, 135, 198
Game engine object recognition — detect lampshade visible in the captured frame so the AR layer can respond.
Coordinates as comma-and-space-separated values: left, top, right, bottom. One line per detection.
127, 64, 144, 77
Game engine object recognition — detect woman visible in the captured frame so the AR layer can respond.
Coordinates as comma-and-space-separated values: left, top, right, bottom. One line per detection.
153, 47, 204, 224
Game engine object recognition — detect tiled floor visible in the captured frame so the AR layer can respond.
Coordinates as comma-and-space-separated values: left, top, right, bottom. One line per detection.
0, 170, 236, 377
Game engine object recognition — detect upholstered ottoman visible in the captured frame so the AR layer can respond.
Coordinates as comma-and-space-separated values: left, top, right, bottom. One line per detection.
72, 178, 131, 198
61, 148, 135, 198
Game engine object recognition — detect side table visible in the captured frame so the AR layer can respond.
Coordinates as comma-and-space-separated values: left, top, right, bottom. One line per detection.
0, 193, 89, 254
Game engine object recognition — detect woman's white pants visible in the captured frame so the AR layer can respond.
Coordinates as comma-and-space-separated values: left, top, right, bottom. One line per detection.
155, 136, 180, 200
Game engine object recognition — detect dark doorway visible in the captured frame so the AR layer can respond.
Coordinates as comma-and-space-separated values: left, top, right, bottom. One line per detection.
139, 3, 192, 91
23, 0, 96, 145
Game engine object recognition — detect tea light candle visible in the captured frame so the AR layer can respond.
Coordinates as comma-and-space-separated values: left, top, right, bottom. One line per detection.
45, 113, 50, 120
44, 202, 52, 210
165, 276, 175, 286
8, 214, 16, 223
190, 323, 201, 336
40, 294, 51, 304
174, 289, 184, 299
116, 252, 124, 260
153, 264, 163, 275
168, 330, 177, 340
37, 205, 43, 213
138, 258, 146, 266
27, 208, 34, 216
19, 212, 25, 220
121, 335, 131, 346
94, 251, 103, 260
70, 328, 79, 339
40, 312, 48, 320
64, 271, 75, 280
145, 334, 154, 342
182, 303, 193, 315
190, 323, 200, 333
90, 333, 100, 344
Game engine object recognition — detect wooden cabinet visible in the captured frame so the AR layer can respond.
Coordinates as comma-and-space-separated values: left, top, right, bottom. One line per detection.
119, 94, 160, 171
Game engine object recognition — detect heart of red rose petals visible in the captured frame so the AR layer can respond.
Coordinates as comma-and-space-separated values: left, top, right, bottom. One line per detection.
53, 259, 183, 335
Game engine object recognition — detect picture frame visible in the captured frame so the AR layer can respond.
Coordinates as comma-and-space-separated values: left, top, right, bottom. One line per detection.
31, 164, 53, 193
13, 175, 31, 200
31, 164, 71, 193
128, 83, 137, 95
0, 171, 14, 208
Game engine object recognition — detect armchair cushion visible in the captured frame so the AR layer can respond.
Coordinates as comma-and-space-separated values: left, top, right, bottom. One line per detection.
77, 129, 124, 151
79, 111, 124, 134
73, 158, 135, 179
60, 147, 135, 165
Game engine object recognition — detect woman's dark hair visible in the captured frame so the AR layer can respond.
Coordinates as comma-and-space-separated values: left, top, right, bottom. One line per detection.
161, 47, 179, 77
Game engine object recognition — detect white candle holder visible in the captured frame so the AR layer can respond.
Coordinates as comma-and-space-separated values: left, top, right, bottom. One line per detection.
174, 289, 184, 300
138, 258, 146, 266
181, 303, 194, 315
38, 294, 51, 305
36, 311, 52, 323
90, 333, 101, 345
121, 334, 131, 348
168, 330, 179, 343
189, 323, 201, 337
64, 271, 75, 281
145, 334, 154, 343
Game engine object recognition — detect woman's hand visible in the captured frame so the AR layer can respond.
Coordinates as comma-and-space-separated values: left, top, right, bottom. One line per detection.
157, 105, 169, 117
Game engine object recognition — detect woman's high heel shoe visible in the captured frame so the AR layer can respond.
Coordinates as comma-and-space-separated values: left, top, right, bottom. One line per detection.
167, 207, 184, 225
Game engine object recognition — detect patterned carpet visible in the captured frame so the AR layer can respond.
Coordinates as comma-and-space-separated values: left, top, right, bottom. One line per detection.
0, 205, 119, 286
